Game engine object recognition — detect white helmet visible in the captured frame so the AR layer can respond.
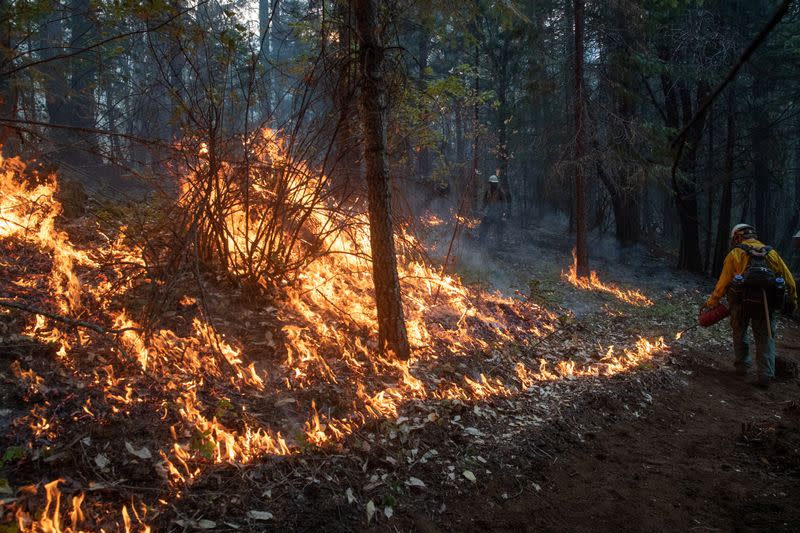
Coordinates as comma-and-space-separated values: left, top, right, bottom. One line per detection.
730, 223, 756, 243
488, 174, 499, 183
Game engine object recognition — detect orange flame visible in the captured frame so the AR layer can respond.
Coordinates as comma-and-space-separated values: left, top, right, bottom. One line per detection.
13, 479, 96, 533
1, 138, 673, 529
562, 248, 653, 307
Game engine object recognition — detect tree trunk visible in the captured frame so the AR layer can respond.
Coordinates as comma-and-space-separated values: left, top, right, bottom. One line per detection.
608, 187, 640, 244
674, 80, 707, 272
573, 0, 589, 277
712, 91, 735, 275
454, 100, 465, 201
602, 1, 641, 246
40, 11, 69, 126
659, 53, 680, 242
354, 0, 410, 360
415, 23, 432, 182
751, 76, 771, 241
332, 0, 361, 191
468, 43, 479, 216
704, 104, 714, 273
65, 0, 99, 162
0, 0, 18, 153
258, 0, 273, 117
493, 37, 512, 202
778, 112, 800, 255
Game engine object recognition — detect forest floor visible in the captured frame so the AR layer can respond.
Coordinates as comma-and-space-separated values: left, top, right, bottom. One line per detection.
2, 219, 799, 532
386, 228, 800, 532
394, 318, 800, 533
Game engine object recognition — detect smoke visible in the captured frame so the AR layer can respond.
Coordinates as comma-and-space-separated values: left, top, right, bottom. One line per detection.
411, 201, 709, 318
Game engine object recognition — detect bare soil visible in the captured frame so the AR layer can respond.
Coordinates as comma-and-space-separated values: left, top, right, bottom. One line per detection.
396, 321, 800, 533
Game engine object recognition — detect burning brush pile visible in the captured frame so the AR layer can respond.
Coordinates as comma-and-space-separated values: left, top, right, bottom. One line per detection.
0, 132, 672, 530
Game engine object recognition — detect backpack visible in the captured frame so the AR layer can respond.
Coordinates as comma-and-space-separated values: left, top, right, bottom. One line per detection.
729, 244, 785, 316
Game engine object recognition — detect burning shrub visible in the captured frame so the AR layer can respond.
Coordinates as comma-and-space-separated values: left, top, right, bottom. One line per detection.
172, 128, 344, 291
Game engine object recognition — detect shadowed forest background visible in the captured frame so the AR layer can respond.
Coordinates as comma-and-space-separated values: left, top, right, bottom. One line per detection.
1, 0, 798, 271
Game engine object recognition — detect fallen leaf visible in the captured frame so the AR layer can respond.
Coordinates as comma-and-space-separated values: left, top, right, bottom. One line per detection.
384, 506, 393, 519
346, 487, 357, 504
247, 510, 274, 521
464, 427, 483, 436
463, 470, 476, 482
197, 519, 217, 529
0, 479, 12, 495
366, 500, 376, 524
274, 398, 296, 407
405, 477, 426, 488
125, 442, 152, 460
94, 454, 110, 469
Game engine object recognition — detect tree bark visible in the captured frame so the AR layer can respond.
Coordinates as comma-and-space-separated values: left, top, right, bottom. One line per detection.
354, 0, 410, 360
65, 0, 99, 161
331, 0, 361, 191
469, 43, 479, 216
602, 1, 641, 245
712, 91, 735, 275
751, 76, 771, 241
258, 0, 274, 117
704, 104, 714, 273
40, 11, 69, 127
674, 80, 708, 272
454, 100, 465, 200
415, 21, 432, 182
0, 0, 18, 153
573, 0, 589, 277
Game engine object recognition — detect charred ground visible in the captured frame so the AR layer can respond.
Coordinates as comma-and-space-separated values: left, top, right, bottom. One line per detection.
4, 202, 797, 531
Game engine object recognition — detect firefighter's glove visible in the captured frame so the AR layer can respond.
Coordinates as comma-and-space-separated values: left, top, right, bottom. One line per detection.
705, 297, 718, 309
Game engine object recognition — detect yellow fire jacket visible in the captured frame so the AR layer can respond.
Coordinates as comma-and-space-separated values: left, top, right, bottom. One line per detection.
707, 239, 797, 308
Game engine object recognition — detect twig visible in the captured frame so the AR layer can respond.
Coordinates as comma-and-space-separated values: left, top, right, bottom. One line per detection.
529, 327, 561, 349
0, 299, 141, 335
433, 172, 480, 305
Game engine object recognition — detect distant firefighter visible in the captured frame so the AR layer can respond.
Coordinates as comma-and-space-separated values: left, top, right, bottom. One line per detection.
478, 170, 508, 247
705, 224, 797, 388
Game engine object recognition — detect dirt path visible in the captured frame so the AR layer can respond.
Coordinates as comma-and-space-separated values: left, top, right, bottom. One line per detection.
400, 321, 800, 532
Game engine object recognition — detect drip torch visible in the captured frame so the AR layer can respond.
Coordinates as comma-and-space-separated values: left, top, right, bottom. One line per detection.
676, 296, 733, 340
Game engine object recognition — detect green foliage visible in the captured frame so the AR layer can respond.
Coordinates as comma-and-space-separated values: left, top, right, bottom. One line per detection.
190, 429, 216, 460
213, 398, 234, 420
0, 446, 26, 468
527, 279, 562, 306
0, 523, 20, 533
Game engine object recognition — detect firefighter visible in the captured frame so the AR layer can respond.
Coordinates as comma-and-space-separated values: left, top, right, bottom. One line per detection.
478, 171, 508, 246
705, 224, 797, 387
